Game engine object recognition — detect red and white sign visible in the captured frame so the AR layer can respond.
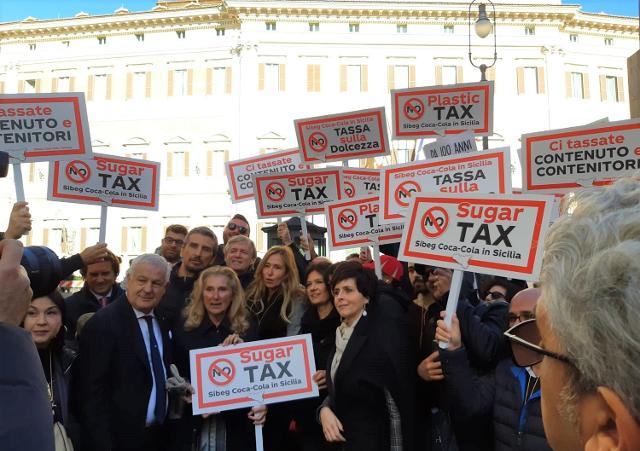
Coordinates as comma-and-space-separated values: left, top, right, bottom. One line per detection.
48, 154, 160, 210
295, 107, 390, 162
325, 195, 404, 250
342, 168, 380, 198
380, 148, 511, 224
254, 168, 342, 218
391, 82, 494, 139
521, 118, 640, 193
190, 335, 318, 414
0, 93, 92, 162
225, 149, 310, 203
398, 193, 553, 280
419, 131, 478, 160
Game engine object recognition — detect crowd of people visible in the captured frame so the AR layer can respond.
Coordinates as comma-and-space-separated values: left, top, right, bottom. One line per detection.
1, 176, 639, 451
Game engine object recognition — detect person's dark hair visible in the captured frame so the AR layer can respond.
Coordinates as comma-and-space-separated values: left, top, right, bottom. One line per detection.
480, 277, 521, 302
80, 249, 120, 278
345, 252, 360, 261
186, 226, 218, 247
330, 260, 378, 309
35, 290, 66, 353
304, 260, 332, 285
231, 214, 250, 234
165, 224, 188, 236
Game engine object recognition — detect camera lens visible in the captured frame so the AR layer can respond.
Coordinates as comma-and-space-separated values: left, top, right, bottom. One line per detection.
20, 246, 63, 298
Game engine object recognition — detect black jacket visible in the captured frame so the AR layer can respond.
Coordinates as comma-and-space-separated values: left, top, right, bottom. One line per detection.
157, 263, 196, 327
64, 283, 124, 343
78, 296, 173, 451
440, 349, 551, 451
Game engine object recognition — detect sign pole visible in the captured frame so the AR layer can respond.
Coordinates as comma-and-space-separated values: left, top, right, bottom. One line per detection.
371, 243, 382, 280
299, 214, 311, 261
12, 162, 25, 202
439, 269, 464, 350
254, 424, 264, 451
99, 204, 108, 243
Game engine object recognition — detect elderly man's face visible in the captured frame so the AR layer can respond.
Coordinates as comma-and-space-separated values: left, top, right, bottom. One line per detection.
126, 262, 167, 314
537, 301, 583, 451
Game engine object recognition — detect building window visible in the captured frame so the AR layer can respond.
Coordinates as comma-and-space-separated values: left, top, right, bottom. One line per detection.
601, 75, 623, 102
397, 24, 407, 33
170, 69, 189, 96
131, 71, 148, 99
604, 38, 613, 46
127, 226, 145, 254
176, 30, 186, 39
264, 63, 283, 91
62, 40, 70, 47
29, 43, 36, 51
98, 36, 107, 45
444, 25, 454, 34
341, 64, 367, 93
216, 28, 225, 36
167, 151, 189, 177
307, 64, 321, 92
309, 22, 319, 32
206, 150, 229, 177
525, 26, 535, 36
571, 72, 585, 99
135, 33, 144, 42
266, 22, 276, 31
442, 65, 458, 84
93, 74, 109, 101
208, 67, 232, 94
390, 65, 410, 90
56, 76, 71, 92
24, 79, 37, 93
523, 67, 540, 94
349, 23, 360, 33
569, 33, 578, 43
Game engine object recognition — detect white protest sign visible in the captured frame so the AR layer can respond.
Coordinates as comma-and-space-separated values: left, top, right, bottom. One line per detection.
254, 168, 342, 218
380, 148, 511, 224
342, 168, 380, 199
398, 193, 553, 280
48, 154, 160, 210
521, 118, 640, 193
295, 107, 390, 163
419, 131, 478, 160
325, 195, 404, 250
391, 81, 494, 139
0, 93, 92, 162
226, 149, 310, 203
190, 335, 318, 415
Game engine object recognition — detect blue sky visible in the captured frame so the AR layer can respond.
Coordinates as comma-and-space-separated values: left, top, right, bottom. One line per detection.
0, 0, 637, 22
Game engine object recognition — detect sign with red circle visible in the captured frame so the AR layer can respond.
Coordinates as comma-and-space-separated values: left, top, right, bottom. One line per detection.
403, 98, 425, 121
394, 181, 421, 207
208, 358, 236, 386
420, 207, 449, 238
308, 132, 328, 153
265, 182, 286, 202
337, 208, 358, 230
65, 160, 91, 184
344, 181, 356, 198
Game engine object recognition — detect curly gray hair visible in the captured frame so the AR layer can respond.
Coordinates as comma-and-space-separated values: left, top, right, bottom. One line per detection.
540, 176, 640, 421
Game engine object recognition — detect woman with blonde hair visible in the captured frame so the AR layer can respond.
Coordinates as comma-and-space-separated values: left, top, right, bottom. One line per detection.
171, 266, 264, 451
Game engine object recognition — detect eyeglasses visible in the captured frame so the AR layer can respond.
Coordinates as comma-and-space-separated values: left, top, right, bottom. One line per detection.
504, 319, 574, 368
486, 291, 506, 301
227, 222, 248, 235
505, 311, 536, 324
163, 237, 184, 246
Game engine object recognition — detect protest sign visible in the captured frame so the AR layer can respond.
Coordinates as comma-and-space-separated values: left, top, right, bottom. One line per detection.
325, 195, 404, 250
391, 82, 493, 139
48, 154, 160, 211
190, 335, 318, 415
226, 149, 310, 203
295, 107, 390, 162
380, 148, 511, 224
0, 93, 92, 162
419, 131, 478, 160
521, 118, 640, 193
398, 193, 552, 280
342, 168, 380, 198
254, 168, 342, 218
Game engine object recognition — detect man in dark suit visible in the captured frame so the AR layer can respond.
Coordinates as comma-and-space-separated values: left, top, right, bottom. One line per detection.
79, 253, 172, 451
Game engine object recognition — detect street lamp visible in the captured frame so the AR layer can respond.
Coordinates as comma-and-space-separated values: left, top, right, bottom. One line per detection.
468, 0, 496, 149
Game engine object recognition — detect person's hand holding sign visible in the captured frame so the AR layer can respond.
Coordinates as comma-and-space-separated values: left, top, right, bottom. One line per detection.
247, 404, 267, 426
277, 222, 293, 246
320, 406, 346, 443
417, 351, 444, 382
435, 312, 462, 351
312, 370, 327, 390
221, 333, 243, 346
4, 201, 32, 239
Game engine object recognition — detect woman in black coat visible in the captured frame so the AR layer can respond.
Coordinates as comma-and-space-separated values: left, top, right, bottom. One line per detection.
319, 261, 415, 451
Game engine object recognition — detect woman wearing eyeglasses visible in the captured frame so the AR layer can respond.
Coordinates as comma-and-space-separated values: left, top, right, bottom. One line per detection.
435, 288, 551, 451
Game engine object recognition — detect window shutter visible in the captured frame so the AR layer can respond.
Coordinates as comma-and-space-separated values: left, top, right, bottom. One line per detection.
141, 226, 148, 252
69, 77, 76, 91
616, 76, 624, 101
516, 67, 524, 95
361, 65, 368, 92
225, 67, 232, 93
187, 69, 193, 95
28, 163, 36, 182
307, 65, 313, 92
184, 152, 190, 176
206, 68, 213, 94
106, 74, 112, 100
565, 72, 572, 98
340, 65, 347, 92
456, 66, 463, 84
87, 75, 94, 101
207, 151, 213, 176
278, 64, 286, 91
0, 81, 4, 94
167, 153, 173, 177
224, 150, 230, 162
43, 228, 49, 246
167, 70, 174, 96
126, 73, 133, 99
314, 65, 321, 91
536, 67, 545, 94
35, 79, 41, 92
599, 75, 607, 101
582, 73, 590, 99
18, 80, 25, 93
409, 65, 416, 88
486, 66, 496, 81
51, 78, 58, 93
387, 65, 395, 91
435, 66, 443, 85
145, 72, 152, 98
258, 63, 265, 90
121, 227, 128, 253
80, 227, 87, 250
